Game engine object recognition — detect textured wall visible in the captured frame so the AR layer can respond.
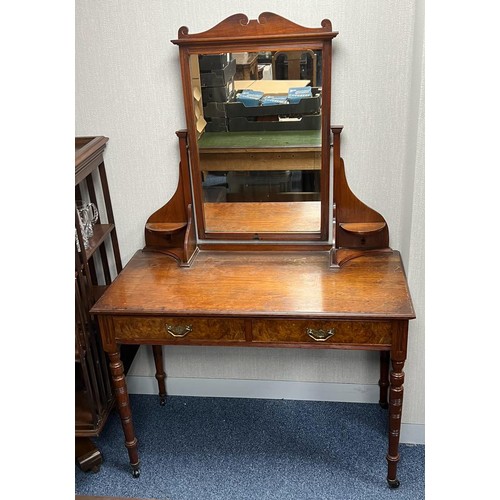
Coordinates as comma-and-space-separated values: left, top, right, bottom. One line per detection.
76, 0, 424, 425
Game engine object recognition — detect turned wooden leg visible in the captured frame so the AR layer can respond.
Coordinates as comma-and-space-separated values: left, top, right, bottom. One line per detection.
386, 322, 408, 488
378, 351, 390, 409
108, 350, 140, 478
152, 345, 167, 406
386, 357, 404, 488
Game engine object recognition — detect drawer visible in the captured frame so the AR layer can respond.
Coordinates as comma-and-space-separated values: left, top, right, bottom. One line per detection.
112, 316, 246, 343
251, 319, 392, 346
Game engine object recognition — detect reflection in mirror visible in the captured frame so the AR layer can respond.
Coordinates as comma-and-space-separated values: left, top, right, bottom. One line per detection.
193, 50, 323, 233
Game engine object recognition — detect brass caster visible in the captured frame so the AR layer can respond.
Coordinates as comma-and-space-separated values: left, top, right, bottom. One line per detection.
387, 478, 400, 488
131, 463, 141, 478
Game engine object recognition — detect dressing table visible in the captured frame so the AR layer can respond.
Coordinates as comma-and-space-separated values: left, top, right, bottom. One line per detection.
90, 13, 415, 488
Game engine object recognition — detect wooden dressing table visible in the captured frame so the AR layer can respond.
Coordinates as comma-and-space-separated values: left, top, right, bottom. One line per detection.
198, 130, 321, 173
90, 13, 415, 489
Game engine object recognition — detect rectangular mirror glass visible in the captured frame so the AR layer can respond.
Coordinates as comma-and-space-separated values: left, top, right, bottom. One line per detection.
191, 49, 323, 234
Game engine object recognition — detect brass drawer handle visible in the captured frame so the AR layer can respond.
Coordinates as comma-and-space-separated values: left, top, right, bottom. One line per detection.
306, 328, 335, 342
166, 324, 193, 338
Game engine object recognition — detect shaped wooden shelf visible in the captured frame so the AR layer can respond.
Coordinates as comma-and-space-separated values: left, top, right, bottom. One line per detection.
145, 221, 188, 236
339, 222, 387, 235
79, 224, 115, 261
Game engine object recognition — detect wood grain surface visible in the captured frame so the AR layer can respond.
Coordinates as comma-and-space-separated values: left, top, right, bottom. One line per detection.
91, 250, 414, 320
204, 201, 321, 233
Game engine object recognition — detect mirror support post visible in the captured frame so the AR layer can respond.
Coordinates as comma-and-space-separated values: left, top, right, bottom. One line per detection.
330, 125, 391, 267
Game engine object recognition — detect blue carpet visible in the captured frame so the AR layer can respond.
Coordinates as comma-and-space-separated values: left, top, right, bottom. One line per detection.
75, 395, 424, 499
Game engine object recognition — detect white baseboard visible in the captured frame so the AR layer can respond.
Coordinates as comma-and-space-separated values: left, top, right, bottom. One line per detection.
400, 423, 425, 445
126, 375, 425, 444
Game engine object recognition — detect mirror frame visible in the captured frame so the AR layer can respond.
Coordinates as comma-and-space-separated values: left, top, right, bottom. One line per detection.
172, 12, 338, 243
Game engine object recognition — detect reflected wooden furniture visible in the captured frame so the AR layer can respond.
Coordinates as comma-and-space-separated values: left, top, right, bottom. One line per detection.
234, 52, 258, 80
272, 50, 317, 85
198, 130, 321, 172
75, 136, 139, 472
91, 13, 415, 489
204, 201, 321, 232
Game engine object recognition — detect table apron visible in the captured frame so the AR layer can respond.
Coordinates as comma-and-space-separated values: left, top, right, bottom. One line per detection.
104, 315, 396, 349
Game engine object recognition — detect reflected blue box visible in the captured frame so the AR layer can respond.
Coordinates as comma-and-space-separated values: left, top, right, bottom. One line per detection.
236, 89, 264, 107
261, 95, 288, 106
287, 86, 312, 104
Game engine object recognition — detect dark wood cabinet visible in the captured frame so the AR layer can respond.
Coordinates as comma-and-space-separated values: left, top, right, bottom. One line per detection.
75, 136, 137, 472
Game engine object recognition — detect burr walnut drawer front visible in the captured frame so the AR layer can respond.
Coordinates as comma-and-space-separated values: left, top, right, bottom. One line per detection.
251, 319, 392, 345
112, 316, 246, 342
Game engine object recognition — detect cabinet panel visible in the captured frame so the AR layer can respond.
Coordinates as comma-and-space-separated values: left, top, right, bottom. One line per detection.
113, 316, 246, 343
252, 319, 392, 346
